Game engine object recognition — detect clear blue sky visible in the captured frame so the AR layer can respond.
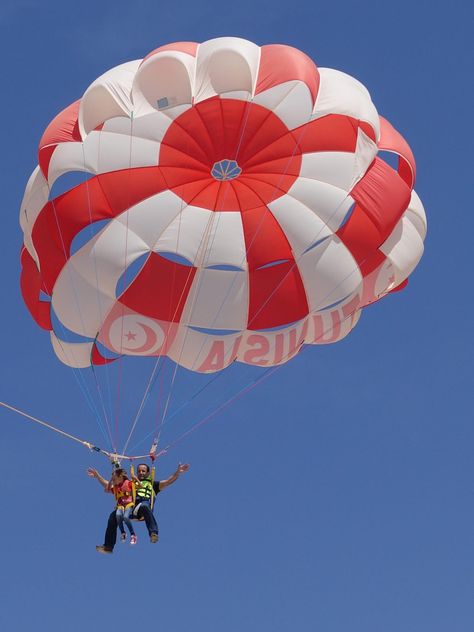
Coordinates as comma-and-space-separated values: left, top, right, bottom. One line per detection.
1, 1, 472, 631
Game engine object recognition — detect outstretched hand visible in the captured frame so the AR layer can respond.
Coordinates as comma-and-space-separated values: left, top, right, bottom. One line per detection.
87, 467, 99, 478
177, 463, 190, 475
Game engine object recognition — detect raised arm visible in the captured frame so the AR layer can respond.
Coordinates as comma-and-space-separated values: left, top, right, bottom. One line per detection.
87, 467, 112, 491
159, 463, 190, 490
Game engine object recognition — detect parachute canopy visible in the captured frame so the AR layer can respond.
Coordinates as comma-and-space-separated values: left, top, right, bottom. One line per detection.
20, 37, 426, 374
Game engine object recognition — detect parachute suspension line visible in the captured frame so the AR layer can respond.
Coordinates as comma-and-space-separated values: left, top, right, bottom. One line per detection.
0, 400, 105, 453
133, 282, 380, 457
46, 191, 115, 451
81, 139, 115, 439
120, 153, 191, 455
0, 400, 156, 462
128, 368, 226, 453
121, 352, 167, 454
54, 336, 111, 445
121, 180, 219, 454
90, 362, 118, 451
150, 94, 256, 450
114, 111, 136, 450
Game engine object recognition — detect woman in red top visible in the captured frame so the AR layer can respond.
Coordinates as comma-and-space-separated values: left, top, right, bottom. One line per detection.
108, 468, 137, 545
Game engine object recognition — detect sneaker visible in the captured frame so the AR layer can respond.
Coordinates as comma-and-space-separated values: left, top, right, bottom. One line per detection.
150, 532, 159, 544
130, 535, 137, 545
120, 532, 127, 542
96, 545, 113, 554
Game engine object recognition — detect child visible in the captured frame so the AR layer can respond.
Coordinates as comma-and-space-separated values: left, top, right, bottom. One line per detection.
108, 468, 138, 545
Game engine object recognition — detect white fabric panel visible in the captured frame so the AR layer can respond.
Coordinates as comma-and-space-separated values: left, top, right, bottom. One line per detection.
47, 139, 97, 186
48, 125, 161, 187
297, 236, 362, 312
79, 60, 140, 136
220, 91, 253, 101
373, 259, 397, 298
52, 270, 114, 338
96, 132, 159, 173
268, 194, 333, 257
102, 112, 174, 143
236, 319, 308, 366
355, 128, 378, 184
167, 326, 242, 372
52, 223, 149, 335
299, 151, 357, 191
50, 333, 93, 368
132, 51, 195, 113
154, 205, 214, 265
314, 68, 380, 140
156, 104, 193, 121
286, 177, 355, 231
203, 212, 247, 269
85, 220, 150, 293
19, 166, 49, 264
306, 306, 361, 345
405, 189, 427, 240
181, 268, 248, 330
380, 216, 425, 286
194, 37, 260, 103
253, 81, 314, 130
116, 190, 187, 249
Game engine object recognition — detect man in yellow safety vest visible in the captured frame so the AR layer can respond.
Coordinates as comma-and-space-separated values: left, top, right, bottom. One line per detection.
88, 462, 190, 554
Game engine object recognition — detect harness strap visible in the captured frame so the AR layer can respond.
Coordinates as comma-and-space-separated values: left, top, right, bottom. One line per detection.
130, 465, 137, 505
150, 465, 156, 510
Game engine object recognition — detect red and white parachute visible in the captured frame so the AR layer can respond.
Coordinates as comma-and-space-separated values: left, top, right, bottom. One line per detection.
20, 37, 426, 375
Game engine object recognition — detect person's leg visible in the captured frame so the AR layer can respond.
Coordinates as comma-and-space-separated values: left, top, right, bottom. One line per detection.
123, 507, 135, 537
137, 503, 159, 540
97, 510, 117, 554
116, 508, 125, 534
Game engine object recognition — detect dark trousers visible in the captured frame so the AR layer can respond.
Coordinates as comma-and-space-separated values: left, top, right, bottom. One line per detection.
103, 503, 158, 550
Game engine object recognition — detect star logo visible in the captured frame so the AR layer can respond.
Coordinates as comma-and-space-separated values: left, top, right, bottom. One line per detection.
125, 330, 137, 341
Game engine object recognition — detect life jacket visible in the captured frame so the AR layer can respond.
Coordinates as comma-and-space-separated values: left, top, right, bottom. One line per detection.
136, 477, 155, 503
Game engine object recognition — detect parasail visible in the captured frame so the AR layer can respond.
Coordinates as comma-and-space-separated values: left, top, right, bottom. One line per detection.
17, 37, 426, 457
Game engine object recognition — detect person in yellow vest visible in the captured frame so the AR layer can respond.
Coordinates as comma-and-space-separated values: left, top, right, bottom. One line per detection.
88, 462, 190, 554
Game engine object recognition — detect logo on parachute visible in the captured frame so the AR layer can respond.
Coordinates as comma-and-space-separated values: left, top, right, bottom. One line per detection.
99, 306, 178, 356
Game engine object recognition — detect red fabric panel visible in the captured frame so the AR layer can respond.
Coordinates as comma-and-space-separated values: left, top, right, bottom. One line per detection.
20, 248, 52, 330
389, 278, 408, 294
358, 120, 377, 143
38, 145, 57, 180
142, 42, 198, 63
237, 174, 296, 207
244, 156, 301, 177
248, 260, 309, 330
296, 115, 359, 154
255, 45, 320, 104
240, 205, 293, 270
350, 158, 411, 244
236, 106, 299, 166
97, 167, 168, 214
378, 116, 416, 187
337, 204, 386, 277
119, 253, 196, 323
91, 344, 117, 365
160, 99, 300, 211
32, 167, 168, 292
39, 100, 81, 177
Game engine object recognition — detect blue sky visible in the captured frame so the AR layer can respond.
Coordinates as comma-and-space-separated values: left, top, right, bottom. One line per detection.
0, 1, 472, 631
